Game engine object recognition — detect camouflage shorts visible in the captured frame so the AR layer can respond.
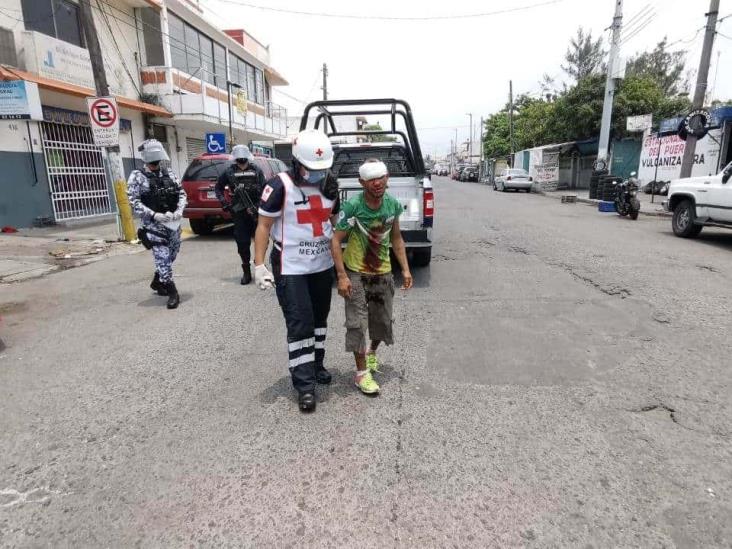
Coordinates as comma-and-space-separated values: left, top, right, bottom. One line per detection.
344, 271, 395, 353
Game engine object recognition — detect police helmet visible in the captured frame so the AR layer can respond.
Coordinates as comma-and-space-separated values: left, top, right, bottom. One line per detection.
232, 144, 253, 163
138, 139, 169, 164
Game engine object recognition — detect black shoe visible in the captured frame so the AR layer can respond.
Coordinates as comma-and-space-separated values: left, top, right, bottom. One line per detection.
298, 392, 316, 412
165, 281, 180, 309
241, 264, 252, 285
315, 366, 332, 384
150, 272, 168, 296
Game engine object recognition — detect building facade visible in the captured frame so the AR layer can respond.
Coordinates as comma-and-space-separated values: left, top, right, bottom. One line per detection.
0, 0, 288, 228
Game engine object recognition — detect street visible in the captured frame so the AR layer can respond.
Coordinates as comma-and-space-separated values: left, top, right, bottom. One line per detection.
2, 177, 731, 547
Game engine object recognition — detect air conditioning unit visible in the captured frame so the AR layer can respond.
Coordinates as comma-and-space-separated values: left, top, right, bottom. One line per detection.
0, 27, 18, 68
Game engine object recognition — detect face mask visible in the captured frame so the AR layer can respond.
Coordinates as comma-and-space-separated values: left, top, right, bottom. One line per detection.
302, 169, 327, 184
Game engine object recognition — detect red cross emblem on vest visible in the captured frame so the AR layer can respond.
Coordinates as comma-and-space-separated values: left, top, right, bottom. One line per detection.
296, 195, 331, 237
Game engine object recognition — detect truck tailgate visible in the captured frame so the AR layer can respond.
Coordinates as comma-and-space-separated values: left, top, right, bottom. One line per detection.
339, 176, 423, 226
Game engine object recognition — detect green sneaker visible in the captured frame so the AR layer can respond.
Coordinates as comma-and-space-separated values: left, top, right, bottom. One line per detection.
366, 353, 381, 373
355, 371, 380, 395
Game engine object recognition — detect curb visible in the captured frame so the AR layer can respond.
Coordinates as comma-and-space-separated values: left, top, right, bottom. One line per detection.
537, 191, 671, 218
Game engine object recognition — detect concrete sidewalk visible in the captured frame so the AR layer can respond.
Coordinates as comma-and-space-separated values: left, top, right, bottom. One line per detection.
541, 188, 670, 217
0, 218, 141, 283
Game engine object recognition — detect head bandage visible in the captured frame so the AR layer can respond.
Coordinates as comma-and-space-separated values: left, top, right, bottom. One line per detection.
359, 161, 388, 181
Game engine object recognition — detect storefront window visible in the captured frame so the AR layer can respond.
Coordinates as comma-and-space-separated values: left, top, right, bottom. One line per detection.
22, 0, 84, 48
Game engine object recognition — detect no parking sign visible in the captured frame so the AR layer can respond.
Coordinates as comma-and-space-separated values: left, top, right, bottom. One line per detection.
86, 96, 119, 147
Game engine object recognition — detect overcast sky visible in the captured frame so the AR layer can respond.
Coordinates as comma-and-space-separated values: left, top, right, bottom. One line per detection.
206, 0, 731, 157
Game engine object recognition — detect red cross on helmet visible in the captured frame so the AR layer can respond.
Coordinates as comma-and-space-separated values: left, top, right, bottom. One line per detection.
292, 129, 333, 170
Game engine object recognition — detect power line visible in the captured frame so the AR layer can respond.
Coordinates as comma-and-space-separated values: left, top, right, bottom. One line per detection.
211, 0, 567, 21
94, 0, 141, 95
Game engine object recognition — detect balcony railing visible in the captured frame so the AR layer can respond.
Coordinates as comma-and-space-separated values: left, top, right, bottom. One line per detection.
140, 66, 287, 138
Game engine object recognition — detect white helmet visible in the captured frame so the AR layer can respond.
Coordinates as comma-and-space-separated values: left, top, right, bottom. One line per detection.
292, 129, 333, 170
231, 144, 253, 162
139, 139, 169, 164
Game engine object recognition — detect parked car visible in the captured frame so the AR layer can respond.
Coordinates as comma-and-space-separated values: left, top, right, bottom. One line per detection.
182, 154, 288, 235
461, 166, 479, 182
664, 161, 732, 238
494, 168, 533, 192
643, 180, 670, 195
440, 167, 449, 176
452, 166, 467, 180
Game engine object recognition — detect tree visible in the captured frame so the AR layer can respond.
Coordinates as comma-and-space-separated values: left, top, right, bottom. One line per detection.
362, 123, 396, 142
482, 112, 511, 158
562, 27, 604, 83
626, 38, 686, 95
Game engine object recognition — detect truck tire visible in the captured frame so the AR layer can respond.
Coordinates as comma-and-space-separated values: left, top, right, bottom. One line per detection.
411, 247, 432, 267
190, 219, 214, 235
672, 199, 703, 238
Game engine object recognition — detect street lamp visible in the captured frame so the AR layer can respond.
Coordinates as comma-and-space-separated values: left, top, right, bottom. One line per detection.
227, 80, 242, 151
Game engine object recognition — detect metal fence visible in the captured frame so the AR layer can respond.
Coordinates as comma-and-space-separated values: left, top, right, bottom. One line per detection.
40, 122, 114, 221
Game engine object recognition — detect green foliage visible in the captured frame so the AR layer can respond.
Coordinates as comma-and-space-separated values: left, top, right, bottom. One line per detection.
626, 37, 686, 95
362, 123, 396, 142
562, 27, 605, 83
482, 32, 696, 157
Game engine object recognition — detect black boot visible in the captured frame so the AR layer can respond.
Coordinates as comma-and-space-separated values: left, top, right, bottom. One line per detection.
298, 392, 316, 412
240, 264, 252, 285
165, 281, 180, 309
150, 272, 168, 296
314, 364, 332, 384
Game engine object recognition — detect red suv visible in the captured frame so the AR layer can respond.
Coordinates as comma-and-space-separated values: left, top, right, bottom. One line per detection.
182, 153, 288, 235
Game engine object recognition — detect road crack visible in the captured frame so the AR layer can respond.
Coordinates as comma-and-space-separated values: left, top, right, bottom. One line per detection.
549, 260, 632, 298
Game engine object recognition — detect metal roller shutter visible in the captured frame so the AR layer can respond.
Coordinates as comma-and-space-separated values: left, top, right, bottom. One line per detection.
185, 137, 207, 165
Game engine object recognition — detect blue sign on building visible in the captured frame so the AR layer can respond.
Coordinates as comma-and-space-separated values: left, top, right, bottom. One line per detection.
206, 132, 226, 153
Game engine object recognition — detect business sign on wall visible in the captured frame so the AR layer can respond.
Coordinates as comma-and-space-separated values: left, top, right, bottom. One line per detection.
638, 129, 721, 183
0, 80, 43, 120
22, 31, 126, 96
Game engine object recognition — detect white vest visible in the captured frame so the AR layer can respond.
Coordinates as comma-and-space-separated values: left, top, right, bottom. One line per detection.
271, 172, 335, 275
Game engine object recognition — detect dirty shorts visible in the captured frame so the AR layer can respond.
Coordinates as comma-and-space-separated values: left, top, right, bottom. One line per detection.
344, 270, 395, 353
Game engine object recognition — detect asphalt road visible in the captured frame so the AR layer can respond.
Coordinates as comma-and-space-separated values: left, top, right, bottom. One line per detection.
1, 177, 731, 547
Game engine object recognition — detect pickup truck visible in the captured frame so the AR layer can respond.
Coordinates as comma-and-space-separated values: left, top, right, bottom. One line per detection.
300, 99, 433, 266
664, 161, 732, 238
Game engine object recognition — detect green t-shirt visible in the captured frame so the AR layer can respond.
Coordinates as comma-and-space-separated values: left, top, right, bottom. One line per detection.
335, 192, 403, 274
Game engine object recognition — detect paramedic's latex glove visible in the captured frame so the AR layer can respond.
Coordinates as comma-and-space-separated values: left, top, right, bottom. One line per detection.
254, 264, 275, 290
170, 211, 183, 221
337, 273, 352, 298
153, 212, 167, 223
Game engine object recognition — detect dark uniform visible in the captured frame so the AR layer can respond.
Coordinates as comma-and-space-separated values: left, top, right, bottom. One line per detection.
259, 170, 340, 395
215, 162, 266, 269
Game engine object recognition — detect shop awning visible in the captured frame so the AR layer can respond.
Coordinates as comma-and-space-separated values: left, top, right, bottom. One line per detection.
0, 65, 173, 118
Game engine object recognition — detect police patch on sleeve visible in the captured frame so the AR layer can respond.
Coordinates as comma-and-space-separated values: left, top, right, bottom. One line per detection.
262, 184, 274, 202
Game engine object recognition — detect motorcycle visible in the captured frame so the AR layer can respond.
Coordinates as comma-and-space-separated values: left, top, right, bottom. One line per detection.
613, 172, 641, 220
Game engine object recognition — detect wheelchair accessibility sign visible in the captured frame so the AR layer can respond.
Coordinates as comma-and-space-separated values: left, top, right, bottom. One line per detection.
206, 132, 226, 153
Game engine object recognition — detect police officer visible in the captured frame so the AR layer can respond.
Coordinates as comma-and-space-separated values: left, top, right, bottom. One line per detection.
215, 145, 265, 285
127, 139, 187, 309
253, 129, 340, 412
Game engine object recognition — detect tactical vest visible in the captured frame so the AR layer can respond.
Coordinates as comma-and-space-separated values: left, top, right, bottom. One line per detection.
140, 169, 179, 214
227, 166, 260, 213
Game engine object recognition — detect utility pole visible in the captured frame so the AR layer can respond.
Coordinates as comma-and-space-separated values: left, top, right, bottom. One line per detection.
78, 0, 132, 241
508, 80, 514, 158
321, 63, 328, 100
479, 115, 484, 179
680, 0, 719, 179
597, 0, 624, 165
466, 113, 473, 164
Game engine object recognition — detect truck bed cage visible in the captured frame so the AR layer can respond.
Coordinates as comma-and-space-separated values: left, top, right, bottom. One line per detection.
299, 99, 426, 176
